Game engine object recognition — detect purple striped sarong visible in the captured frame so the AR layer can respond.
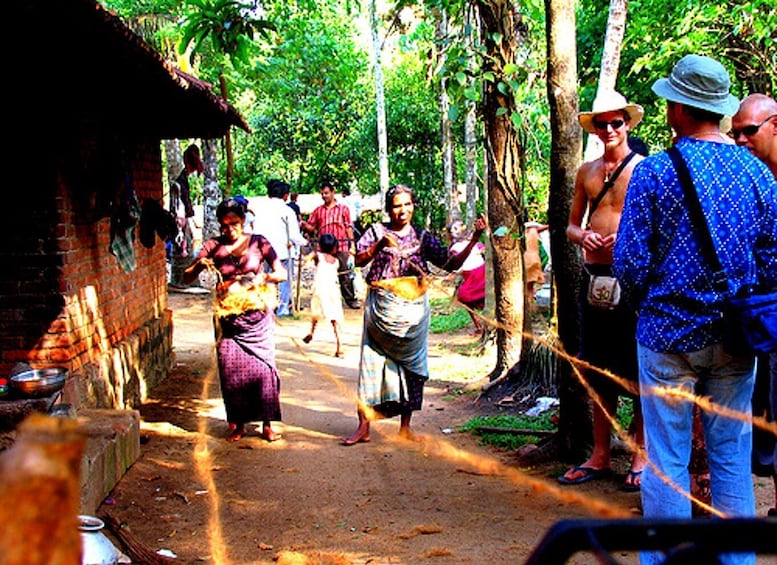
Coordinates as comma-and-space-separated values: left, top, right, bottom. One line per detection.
217, 308, 281, 425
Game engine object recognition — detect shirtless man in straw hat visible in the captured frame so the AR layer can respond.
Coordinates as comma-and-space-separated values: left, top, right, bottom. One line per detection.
559, 90, 646, 491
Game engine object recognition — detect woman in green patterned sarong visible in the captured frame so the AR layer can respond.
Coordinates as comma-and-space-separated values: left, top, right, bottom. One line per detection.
341, 185, 486, 445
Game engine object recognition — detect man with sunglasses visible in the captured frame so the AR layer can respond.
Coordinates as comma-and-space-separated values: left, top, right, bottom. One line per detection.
559, 91, 647, 491
732, 94, 777, 177
614, 55, 777, 565
734, 93, 777, 518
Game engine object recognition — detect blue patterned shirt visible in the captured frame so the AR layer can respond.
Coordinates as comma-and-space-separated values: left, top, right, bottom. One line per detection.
613, 137, 777, 353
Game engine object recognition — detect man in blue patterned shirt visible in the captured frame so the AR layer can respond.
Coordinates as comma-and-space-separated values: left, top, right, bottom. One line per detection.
614, 55, 777, 565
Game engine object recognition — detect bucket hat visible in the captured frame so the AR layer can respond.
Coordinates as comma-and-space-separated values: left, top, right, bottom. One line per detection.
578, 91, 644, 134
651, 54, 739, 116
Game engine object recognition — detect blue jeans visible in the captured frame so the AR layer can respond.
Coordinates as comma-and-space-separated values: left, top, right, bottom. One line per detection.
771, 353, 777, 475
276, 258, 292, 316
637, 343, 756, 565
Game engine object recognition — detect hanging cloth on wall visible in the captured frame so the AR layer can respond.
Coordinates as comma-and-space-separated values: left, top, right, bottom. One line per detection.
109, 173, 141, 272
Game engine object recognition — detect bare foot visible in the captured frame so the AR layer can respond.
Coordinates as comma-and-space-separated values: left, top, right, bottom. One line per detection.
334, 350, 344, 358
398, 428, 420, 442
341, 428, 370, 446
262, 428, 282, 442
227, 423, 246, 443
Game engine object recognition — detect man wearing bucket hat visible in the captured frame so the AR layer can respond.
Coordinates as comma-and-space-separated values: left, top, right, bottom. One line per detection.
733, 93, 777, 518
614, 55, 777, 564
559, 90, 647, 491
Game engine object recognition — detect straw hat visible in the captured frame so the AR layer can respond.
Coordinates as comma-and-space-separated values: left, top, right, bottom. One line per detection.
578, 90, 644, 134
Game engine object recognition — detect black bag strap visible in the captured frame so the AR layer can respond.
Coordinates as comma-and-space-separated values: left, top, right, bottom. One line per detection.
589, 150, 638, 218
666, 145, 730, 293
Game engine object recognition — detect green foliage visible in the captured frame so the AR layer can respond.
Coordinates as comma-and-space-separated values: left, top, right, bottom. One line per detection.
578, 0, 777, 154
429, 302, 472, 333
233, 4, 371, 195
178, 0, 275, 66
460, 413, 556, 450
616, 397, 634, 431
430, 0, 550, 218
104, 0, 774, 229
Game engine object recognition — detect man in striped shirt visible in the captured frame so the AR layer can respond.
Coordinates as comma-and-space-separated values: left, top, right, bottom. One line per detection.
301, 180, 360, 309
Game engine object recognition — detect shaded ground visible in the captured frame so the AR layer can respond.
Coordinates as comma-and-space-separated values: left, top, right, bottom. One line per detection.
101, 289, 774, 565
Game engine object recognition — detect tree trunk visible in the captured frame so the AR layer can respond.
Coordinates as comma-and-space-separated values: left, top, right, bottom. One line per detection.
219, 74, 234, 197
476, 0, 529, 382
165, 139, 186, 285
464, 7, 479, 227
436, 9, 460, 228
202, 138, 222, 241
582, 0, 629, 163
370, 0, 389, 214
545, 0, 590, 460
164, 139, 183, 204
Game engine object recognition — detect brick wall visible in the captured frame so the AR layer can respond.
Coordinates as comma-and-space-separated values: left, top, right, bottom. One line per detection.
0, 135, 172, 408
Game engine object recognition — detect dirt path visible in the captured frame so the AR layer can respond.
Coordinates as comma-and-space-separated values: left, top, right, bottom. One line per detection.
102, 291, 772, 564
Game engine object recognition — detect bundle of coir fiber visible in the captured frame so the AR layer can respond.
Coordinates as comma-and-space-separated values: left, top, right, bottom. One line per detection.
0, 413, 85, 565
215, 277, 279, 318
372, 275, 429, 301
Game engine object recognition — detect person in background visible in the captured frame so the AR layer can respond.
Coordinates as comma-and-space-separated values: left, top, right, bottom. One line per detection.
302, 233, 345, 358
447, 219, 486, 335
524, 220, 549, 309
301, 180, 360, 309
233, 195, 255, 234
342, 185, 363, 241
341, 184, 486, 445
732, 93, 777, 517
287, 192, 302, 223
183, 197, 288, 443
559, 91, 646, 492
614, 55, 777, 565
254, 180, 307, 317
169, 143, 205, 257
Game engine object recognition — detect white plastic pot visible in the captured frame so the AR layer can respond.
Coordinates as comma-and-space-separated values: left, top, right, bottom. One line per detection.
78, 515, 120, 565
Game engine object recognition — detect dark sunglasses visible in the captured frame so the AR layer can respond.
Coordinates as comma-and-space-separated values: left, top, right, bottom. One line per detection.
593, 118, 626, 130
730, 114, 776, 139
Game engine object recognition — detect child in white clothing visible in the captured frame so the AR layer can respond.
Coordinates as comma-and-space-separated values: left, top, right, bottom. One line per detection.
303, 234, 345, 357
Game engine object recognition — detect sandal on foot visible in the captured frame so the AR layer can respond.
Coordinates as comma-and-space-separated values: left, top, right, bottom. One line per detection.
557, 465, 612, 485
621, 469, 643, 492
302, 335, 313, 344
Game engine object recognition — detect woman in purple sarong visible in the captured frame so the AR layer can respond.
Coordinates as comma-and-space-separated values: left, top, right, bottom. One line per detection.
341, 185, 486, 445
184, 198, 287, 442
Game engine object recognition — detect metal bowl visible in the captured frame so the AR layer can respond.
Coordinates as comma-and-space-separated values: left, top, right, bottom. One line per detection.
9, 368, 67, 398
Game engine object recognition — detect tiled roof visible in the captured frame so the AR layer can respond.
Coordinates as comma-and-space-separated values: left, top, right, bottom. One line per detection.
12, 0, 250, 139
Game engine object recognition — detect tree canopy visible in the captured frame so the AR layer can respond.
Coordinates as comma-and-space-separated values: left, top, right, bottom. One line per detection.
102, 0, 775, 230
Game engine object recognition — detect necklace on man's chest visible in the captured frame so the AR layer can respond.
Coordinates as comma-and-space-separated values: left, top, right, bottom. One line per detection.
602, 151, 637, 186
603, 160, 622, 183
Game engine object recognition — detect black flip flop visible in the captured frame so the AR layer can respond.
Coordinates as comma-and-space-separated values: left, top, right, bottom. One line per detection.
557, 465, 612, 485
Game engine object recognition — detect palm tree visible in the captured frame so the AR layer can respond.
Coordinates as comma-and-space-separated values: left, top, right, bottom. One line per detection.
179, 0, 275, 195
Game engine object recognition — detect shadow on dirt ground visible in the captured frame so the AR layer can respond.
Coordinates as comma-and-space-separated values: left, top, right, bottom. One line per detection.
99, 290, 773, 565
